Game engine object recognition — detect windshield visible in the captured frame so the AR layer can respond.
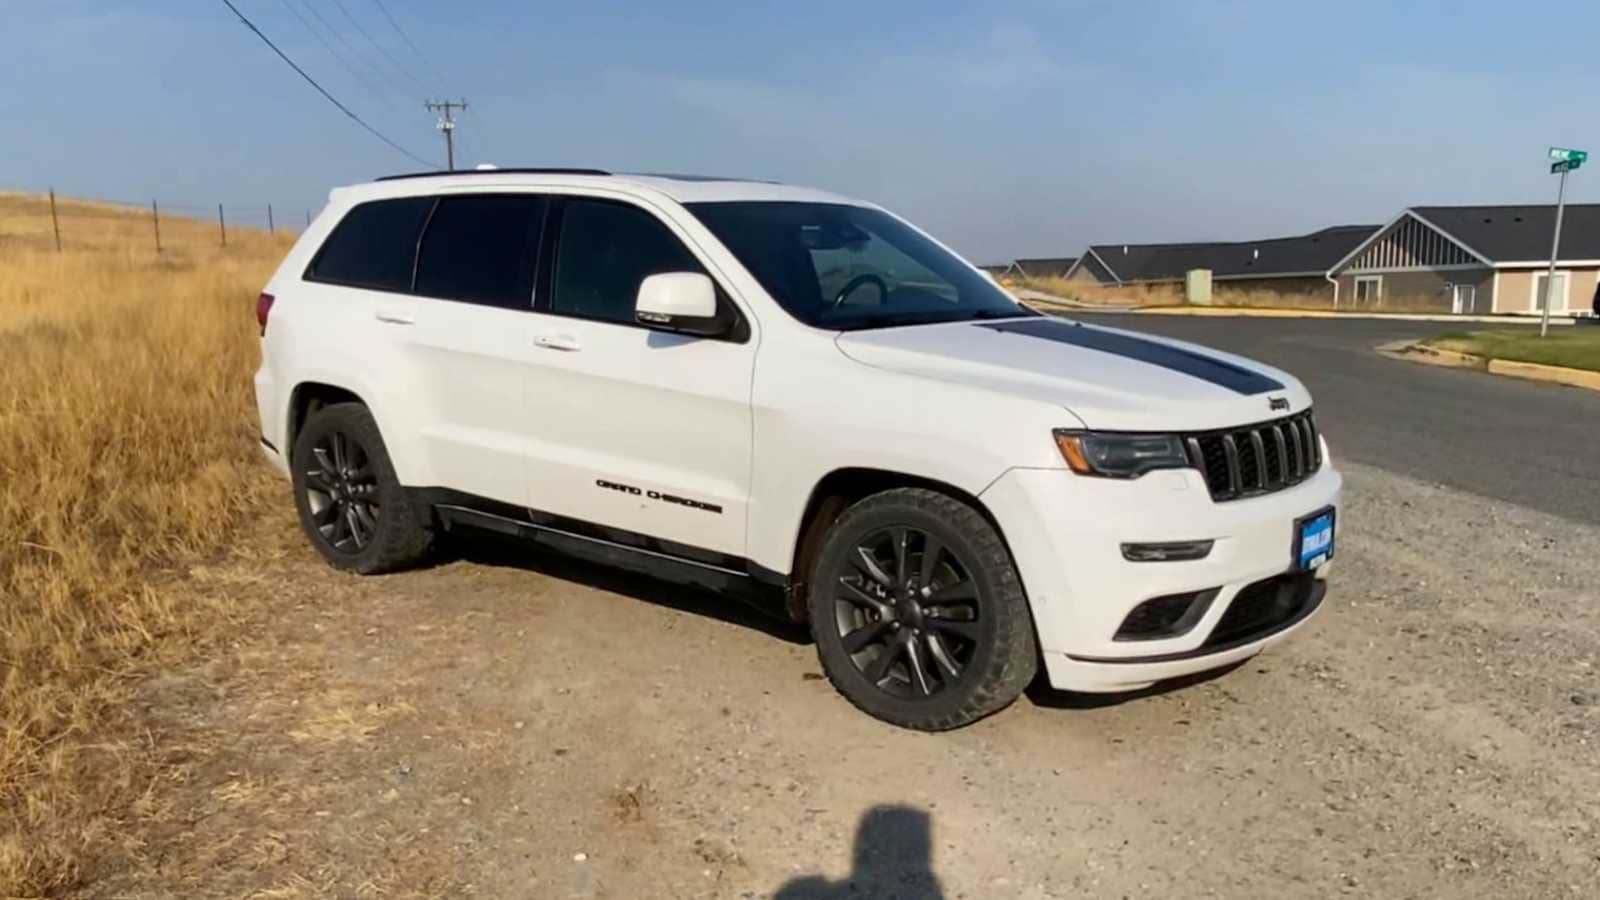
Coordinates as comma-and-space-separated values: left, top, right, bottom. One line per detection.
686, 202, 1031, 330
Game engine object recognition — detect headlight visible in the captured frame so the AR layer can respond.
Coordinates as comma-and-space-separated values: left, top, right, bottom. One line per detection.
1053, 431, 1191, 479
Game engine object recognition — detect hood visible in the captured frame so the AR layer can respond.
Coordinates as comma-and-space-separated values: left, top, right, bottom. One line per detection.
834, 316, 1311, 432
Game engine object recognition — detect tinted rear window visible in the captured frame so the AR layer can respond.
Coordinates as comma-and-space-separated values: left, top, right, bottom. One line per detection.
415, 195, 547, 309
307, 196, 435, 291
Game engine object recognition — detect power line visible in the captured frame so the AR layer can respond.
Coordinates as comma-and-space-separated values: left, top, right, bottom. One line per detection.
293, 0, 404, 100
218, 0, 437, 167
329, 0, 429, 91
271, 0, 400, 113
367, 0, 449, 90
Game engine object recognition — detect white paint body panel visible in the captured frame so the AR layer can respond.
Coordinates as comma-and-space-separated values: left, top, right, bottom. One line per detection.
255, 171, 1341, 694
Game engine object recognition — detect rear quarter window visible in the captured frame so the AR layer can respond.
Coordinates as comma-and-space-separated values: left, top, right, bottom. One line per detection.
305, 196, 435, 291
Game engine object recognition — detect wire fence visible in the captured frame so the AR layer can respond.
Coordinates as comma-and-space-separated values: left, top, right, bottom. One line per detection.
9, 189, 315, 254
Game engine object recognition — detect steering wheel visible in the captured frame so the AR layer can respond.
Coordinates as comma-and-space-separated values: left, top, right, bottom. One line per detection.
832, 273, 889, 308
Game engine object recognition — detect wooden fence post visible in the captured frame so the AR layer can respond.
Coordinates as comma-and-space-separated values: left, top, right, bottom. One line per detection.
152, 200, 162, 253
267, 203, 275, 235
49, 188, 62, 252
218, 203, 227, 247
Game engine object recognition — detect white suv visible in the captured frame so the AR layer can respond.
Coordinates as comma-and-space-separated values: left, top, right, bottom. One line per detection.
254, 169, 1340, 730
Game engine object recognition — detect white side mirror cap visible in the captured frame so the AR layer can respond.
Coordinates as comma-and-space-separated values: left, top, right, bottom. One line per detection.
636, 272, 718, 331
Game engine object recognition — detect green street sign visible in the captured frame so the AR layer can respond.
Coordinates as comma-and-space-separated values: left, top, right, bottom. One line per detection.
1549, 147, 1589, 163
1552, 159, 1583, 174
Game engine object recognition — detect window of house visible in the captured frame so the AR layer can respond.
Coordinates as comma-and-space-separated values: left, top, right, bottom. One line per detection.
414, 194, 547, 309
1354, 275, 1382, 305
1532, 271, 1568, 312
549, 199, 707, 325
306, 196, 436, 291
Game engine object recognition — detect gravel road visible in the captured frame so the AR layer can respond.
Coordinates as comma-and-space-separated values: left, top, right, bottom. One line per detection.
112, 456, 1600, 899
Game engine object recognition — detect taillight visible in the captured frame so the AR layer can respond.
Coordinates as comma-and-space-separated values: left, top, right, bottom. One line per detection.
256, 292, 275, 336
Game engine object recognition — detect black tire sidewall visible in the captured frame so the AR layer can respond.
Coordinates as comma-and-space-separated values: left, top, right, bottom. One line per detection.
290, 403, 422, 574
807, 490, 1031, 729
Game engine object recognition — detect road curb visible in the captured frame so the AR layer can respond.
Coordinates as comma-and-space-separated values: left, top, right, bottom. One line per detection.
1382, 341, 1600, 392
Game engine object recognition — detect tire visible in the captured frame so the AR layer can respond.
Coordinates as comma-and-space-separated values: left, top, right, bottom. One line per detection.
806, 488, 1038, 731
290, 402, 432, 574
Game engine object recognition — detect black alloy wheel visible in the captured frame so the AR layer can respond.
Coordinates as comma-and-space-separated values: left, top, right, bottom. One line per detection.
302, 429, 381, 554
290, 402, 432, 574
807, 488, 1038, 731
834, 526, 981, 699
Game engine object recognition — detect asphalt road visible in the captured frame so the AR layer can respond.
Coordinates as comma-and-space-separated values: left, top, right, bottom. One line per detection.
1075, 314, 1600, 525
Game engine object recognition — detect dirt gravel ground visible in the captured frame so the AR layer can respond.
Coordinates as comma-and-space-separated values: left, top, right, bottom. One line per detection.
89, 460, 1600, 899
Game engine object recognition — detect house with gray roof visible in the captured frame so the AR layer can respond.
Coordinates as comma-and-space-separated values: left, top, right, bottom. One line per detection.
1066, 225, 1378, 297
1325, 204, 1600, 315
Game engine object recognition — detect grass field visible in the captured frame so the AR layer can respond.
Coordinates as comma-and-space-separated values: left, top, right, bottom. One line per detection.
0, 192, 292, 893
1424, 328, 1600, 372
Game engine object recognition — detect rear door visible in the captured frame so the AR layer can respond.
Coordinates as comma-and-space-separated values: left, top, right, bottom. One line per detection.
292, 196, 435, 483
521, 195, 757, 556
402, 193, 548, 506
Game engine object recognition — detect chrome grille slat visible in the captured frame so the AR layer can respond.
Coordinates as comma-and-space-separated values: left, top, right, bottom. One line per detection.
1186, 411, 1321, 503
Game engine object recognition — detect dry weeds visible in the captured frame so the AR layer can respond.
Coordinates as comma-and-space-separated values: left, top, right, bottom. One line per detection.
0, 193, 291, 894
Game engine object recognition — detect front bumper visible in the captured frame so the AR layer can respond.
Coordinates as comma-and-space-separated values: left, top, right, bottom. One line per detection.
980, 458, 1342, 693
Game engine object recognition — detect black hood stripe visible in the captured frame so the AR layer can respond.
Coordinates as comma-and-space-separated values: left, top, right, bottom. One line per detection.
978, 318, 1284, 396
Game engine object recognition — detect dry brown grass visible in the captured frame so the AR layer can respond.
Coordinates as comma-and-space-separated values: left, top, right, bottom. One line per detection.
0, 192, 292, 894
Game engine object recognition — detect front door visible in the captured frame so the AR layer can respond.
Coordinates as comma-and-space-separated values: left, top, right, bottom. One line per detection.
1452, 284, 1476, 314
522, 196, 756, 556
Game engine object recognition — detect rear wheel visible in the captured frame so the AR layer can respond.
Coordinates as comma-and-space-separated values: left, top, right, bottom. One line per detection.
806, 488, 1037, 730
291, 402, 432, 574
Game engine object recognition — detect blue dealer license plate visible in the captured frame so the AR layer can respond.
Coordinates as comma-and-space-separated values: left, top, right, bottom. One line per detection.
1294, 508, 1335, 571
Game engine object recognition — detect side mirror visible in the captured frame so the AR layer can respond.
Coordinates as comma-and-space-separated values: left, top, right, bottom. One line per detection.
635, 272, 725, 337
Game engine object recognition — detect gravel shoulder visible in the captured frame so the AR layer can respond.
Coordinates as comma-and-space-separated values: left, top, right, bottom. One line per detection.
85, 461, 1600, 899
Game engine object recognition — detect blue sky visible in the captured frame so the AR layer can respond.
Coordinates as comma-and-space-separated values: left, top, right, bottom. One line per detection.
5, 1, 1599, 261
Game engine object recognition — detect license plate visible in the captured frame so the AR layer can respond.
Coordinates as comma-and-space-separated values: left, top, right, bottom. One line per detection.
1294, 507, 1335, 571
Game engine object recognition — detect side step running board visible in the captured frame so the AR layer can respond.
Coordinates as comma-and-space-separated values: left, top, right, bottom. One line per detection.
434, 504, 752, 595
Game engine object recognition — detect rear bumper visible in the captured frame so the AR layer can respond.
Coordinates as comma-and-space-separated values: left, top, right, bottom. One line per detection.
254, 365, 289, 477
981, 457, 1341, 693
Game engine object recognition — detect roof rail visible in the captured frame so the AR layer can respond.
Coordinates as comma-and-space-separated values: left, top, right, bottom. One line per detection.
375, 167, 611, 182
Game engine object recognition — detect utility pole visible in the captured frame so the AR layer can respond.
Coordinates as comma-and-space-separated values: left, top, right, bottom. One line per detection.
424, 98, 468, 170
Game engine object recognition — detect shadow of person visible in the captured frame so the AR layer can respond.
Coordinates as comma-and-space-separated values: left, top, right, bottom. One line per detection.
774, 805, 946, 900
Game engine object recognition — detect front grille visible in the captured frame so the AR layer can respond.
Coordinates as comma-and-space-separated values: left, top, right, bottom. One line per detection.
1185, 411, 1320, 502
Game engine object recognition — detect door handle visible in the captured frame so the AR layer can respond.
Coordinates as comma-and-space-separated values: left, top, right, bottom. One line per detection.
375, 309, 414, 325
534, 334, 582, 352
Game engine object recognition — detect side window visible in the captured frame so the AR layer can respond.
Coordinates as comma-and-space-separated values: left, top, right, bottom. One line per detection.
306, 196, 434, 291
549, 199, 705, 325
414, 194, 547, 309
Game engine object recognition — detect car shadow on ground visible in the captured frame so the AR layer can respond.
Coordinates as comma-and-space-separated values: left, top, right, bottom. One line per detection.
437, 529, 812, 645
1024, 660, 1247, 710
774, 805, 947, 900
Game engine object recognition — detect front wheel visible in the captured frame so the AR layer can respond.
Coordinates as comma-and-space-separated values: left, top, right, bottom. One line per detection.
806, 488, 1038, 731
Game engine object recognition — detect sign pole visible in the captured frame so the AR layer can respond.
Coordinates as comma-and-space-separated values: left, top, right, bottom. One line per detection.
1541, 166, 1568, 338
